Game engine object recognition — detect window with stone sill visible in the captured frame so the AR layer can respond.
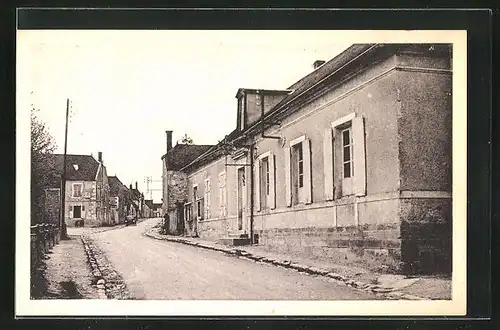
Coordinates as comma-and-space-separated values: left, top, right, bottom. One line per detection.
73, 183, 82, 197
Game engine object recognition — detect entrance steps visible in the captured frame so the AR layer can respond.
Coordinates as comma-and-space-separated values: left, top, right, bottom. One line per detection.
218, 233, 250, 246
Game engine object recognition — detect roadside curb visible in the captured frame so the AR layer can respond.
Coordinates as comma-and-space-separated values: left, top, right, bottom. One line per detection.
145, 229, 426, 301
81, 235, 108, 299
81, 234, 133, 300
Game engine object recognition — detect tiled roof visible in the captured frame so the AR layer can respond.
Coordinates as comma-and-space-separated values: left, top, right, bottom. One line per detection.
44, 154, 100, 187
108, 176, 124, 196
144, 199, 154, 209
161, 143, 214, 171
131, 188, 142, 200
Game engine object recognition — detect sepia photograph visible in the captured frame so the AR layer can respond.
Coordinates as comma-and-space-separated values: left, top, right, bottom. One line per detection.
16, 28, 467, 316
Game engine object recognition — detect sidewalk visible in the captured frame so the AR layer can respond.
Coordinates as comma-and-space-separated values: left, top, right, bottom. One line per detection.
31, 235, 100, 299
146, 227, 451, 300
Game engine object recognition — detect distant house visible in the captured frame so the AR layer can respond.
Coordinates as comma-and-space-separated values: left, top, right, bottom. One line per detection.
129, 182, 145, 219
44, 152, 112, 227
152, 202, 163, 217
161, 132, 213, 236
108, 175, 130, 225
144, 199, 155, 218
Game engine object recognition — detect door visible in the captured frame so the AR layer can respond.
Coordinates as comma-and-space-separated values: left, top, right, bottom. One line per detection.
177, 205, 185, 235
73, 205, 82, 218
237, 167, 245, 231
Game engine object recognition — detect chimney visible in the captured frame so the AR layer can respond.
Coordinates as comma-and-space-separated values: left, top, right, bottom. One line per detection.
166, 130, 173, 153
313, 60, 325, 70
98, 151, 103, 163
129, 184, 132, 190
135, 181, 138, 190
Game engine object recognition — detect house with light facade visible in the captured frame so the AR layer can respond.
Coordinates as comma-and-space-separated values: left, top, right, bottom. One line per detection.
45, 152, 112, 227
161, 43, 452, 274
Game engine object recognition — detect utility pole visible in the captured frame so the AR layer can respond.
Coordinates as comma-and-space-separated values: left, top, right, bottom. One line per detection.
60, 98, 70, 240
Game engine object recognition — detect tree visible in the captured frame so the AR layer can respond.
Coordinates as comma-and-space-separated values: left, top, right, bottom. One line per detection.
31, 108, 58, 225
180, 133, 194, 145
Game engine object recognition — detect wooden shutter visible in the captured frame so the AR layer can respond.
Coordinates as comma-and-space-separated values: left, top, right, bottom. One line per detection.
269, 153, 276, 209
284, 146, 292, 207
352, 116, 367, 196
303, 138, 312, 204
323, 128, 334, 201
254, 159, 261, 211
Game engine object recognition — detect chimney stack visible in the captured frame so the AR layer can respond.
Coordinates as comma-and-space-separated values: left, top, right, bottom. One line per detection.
166, 130, 173, 153
98, 151, 103, 163
129, 184, 132, 190
135, 181, 138, 190
313, 60, 325, 70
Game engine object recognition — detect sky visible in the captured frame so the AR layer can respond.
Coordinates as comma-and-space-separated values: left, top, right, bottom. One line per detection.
17, 30, 352, 203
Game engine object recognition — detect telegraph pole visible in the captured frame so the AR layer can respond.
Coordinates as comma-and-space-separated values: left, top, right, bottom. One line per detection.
60, 98, 70, 240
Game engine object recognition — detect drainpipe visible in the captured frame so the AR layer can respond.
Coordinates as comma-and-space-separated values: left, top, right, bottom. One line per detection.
249, 143, 255, 244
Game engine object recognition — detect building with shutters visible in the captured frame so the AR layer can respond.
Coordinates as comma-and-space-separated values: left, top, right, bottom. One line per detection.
43, 152, 113, 227
161, 43, 452, 274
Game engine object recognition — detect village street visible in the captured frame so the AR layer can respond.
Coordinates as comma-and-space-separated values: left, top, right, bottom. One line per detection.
88, 218, 381, 300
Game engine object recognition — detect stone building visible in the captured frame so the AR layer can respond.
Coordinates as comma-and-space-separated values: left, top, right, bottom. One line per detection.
161, 44, 452, 274
108, 175, 130, 225
44, 152, 112, 227
161, 131, 213, 235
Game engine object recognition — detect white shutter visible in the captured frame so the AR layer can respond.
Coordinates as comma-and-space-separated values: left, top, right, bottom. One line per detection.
303, 138, 312, 204
254, 159, 261, 212
352, 116, 367, 196
269, 153, 276, 209
284, 146, 292, 207
323, 128, 334, 201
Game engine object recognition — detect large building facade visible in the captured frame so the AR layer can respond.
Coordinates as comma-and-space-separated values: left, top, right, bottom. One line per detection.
162, 44, 452, 274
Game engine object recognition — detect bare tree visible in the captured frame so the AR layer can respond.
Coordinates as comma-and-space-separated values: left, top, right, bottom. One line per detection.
31, 108, 58, 225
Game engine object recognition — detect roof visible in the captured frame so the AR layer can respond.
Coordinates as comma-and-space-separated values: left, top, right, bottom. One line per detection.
108, 176, 124, 196
235, 88, 291, 98
45, 154, 100, 187
177, 43, 450, 173
153, 203, 162, 209
144, 199, 154, 209
131, 188, 142, 200
160, 143, 214, 171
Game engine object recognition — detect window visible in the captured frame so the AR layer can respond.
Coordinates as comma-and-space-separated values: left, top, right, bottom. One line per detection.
341, 128, 354, 178
73, 183, 82, 197
260, 157, 269, 209
73, 205, 81, 218
193, 185, 198, 202
286, 135, 312, 206
204, 178, 211, 219
296, 144, 304, 187
219, 172, 227, 217
197, 198, 204, 220
328, 113, 366, 199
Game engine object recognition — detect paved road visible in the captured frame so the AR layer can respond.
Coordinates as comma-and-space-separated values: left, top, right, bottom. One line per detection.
90, 218, 381, 300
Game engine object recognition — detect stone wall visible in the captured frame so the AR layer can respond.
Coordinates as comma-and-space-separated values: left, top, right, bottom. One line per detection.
257, 223, 402, 273
399, 197, 452, 274
167, 170, 188, 211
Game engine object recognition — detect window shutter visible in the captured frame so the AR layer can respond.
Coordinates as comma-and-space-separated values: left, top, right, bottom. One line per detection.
323, 128, 334, 201
269, 153, 276, 209
352, 116, 367, 196
254, 159, 261, 211
303, 138, 313, 204
284, 146, 292, 207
